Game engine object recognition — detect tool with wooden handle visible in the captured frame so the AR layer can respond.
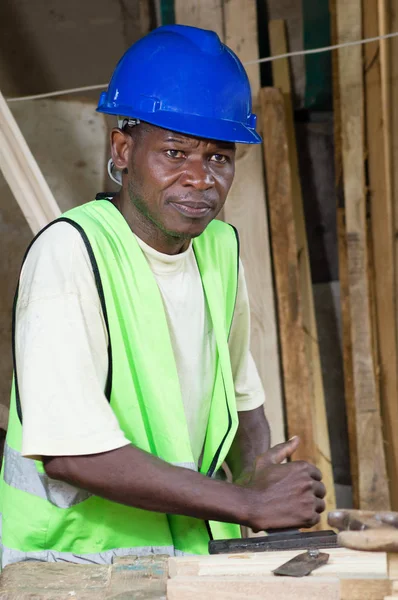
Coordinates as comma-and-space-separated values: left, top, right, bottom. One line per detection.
328, 509, 398, 552
328, 509, 398, 599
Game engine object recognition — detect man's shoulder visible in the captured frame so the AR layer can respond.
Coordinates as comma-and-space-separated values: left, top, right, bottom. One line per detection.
18, 220, 94, 303
26, 220, 86, 265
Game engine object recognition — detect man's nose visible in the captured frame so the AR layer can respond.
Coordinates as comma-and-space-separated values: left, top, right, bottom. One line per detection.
180, 159, 215, 190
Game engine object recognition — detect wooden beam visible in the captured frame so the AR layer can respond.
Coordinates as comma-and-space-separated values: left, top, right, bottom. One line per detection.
168, 576, 392, 600
221, 0, 285, 445
174, 0, 285, 445
260, 86, 316, 466
167, 576, 341, 600
174, 0, 224, 39
0, 555, 169, 599
0, 91, 61, 234
335, 0, 390, 509
268, 19, 335, 524
340, 579, 391, 600
330, 0, 359, 508
363, 0, 398, 510
390, 0, 398, 401
223, 0, 260, 97
169, 547, 387, 579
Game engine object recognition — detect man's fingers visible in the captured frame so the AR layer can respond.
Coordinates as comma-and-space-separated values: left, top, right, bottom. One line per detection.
313, 480, 326, 499
306, 463, 323, 482
262, 436, 300, 466
316, 497, 326, 514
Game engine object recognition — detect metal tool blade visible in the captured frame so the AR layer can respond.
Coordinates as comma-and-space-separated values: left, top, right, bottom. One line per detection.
209, 530, 339, 554
273, 549, 330, 577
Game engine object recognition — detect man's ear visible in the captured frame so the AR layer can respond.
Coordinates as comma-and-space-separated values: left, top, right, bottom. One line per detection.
110, 128, 131, 171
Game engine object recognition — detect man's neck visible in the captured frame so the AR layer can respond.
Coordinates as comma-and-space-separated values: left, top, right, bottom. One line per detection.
111, 193, 190, 255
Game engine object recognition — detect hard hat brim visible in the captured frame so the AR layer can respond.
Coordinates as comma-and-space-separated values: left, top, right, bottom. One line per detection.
97, 105, 262, 145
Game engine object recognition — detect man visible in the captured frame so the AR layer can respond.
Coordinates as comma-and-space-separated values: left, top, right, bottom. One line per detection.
0, 24, 325, 566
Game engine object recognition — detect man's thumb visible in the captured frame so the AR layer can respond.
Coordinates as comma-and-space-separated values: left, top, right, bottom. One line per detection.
267, 436, 300, 465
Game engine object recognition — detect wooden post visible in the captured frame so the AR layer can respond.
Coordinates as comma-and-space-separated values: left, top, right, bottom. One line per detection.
330, 0, 359, 508
335, 0, 390, 510
174, 0, 224, 38
0, 91, 61, 234
260, 86, 316, 469
386, 554, 398, 599
390, 0, 398, 389
363, 0, 398, 510
268, 20, 336, 524
174, 0, 285, 446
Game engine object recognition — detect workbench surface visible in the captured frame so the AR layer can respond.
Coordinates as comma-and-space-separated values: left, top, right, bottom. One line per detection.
0, 548, 391, 599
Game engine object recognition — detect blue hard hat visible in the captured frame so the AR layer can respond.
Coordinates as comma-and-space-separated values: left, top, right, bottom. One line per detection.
97, 24, 261, 144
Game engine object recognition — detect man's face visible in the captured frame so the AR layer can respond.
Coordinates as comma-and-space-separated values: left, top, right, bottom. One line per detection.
112, 123, 236, 241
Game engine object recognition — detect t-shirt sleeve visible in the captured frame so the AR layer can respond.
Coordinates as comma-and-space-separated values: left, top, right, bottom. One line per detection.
228, 259, 266, 412
16, 222, 130, 459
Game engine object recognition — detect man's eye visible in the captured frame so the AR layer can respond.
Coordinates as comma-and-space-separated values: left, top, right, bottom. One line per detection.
211, 154, 228, 164
166, 149, 185, 159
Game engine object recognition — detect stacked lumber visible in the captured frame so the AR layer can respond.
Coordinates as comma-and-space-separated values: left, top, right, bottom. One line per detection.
330, 0, 398, 511
0, 550, 391, 600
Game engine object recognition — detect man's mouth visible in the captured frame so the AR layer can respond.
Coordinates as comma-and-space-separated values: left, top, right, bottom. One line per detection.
169, 201, 213, 218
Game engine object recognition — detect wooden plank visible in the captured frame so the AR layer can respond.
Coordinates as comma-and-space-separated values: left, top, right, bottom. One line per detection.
167, 576, 341, 600
169, 547, 388, 579
268, 19, 335, 525
174, 0, 224, 38
223, 0, 260, 98
340, 578, 391, 600
107, 555, 168, 599
377, 0, 392, 206
221, 0, 285, 445
0, 561, 110, 600
390, 0, 398, 409
174, 0, 285, 446
363, 0, 398, 511
330, 0, 359, 508
0, 91, 61, 234
260, 86, 316, 466
335, 0, 390, 510
168, 577, 392, 600
0, 555, 168, 600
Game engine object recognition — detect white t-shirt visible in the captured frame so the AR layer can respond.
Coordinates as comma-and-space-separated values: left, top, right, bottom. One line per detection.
15, 221, 265, 464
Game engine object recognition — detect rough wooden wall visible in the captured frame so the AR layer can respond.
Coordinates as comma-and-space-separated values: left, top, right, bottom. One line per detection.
0, 0, 147, 411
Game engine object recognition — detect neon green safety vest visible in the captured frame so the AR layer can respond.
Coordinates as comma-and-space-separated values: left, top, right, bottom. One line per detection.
0, 199, 242, 567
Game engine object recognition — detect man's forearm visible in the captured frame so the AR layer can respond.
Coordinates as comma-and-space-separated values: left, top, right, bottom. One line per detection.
44, 434, 326, 532
44, 444, 250, 526
226, 405, 270, 481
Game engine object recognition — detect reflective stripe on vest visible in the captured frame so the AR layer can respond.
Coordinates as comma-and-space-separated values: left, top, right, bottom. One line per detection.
0, 514, 189, 568
0, 525, 188, 569
3, 443, 197, 509
3, 444, 91, 508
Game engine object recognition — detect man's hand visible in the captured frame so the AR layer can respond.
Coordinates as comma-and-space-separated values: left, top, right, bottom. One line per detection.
240, 436, 326, 531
